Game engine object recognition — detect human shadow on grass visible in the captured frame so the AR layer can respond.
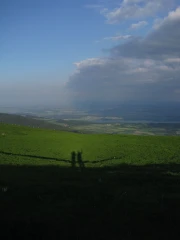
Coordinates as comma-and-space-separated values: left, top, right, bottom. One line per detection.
71, 151, 85, 170
0, 150, 122, 166
71, 151, 76, 168
77, 151, 85, 171
90, 155, 124, 164
1, 163, 180, 239
0, 150, 71, 163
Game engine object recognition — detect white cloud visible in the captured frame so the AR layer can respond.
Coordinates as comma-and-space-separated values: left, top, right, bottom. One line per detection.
100, 0, 174, 24
66, 6, 180, 104
153, 18, 164, 29
168, 5, 180, 20
67, 54, 180, 102
153, 6, 180, 29
95, 34, 132, 43
165, 58, 180, 63
74, 58, 107, 69
111, 7, 180, 59
130, 21, 148, 29
104, 35, 132, 40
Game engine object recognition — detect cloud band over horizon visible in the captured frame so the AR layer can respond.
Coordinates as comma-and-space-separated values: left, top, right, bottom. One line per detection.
66, 5, 180, 104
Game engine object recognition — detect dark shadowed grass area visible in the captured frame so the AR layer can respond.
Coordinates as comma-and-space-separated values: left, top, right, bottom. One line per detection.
1, 163, 180, 239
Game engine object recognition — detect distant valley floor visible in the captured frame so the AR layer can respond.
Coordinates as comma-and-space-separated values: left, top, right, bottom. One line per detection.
1, 112, 180, 135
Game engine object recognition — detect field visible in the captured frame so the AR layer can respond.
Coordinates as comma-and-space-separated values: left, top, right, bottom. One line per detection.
65, 122, 180, 135
1, 123, 180, 239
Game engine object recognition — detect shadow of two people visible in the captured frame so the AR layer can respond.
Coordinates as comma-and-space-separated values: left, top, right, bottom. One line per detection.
71, 151, 85, 169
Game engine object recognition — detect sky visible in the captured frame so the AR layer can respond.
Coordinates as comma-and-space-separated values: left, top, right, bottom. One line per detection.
0, 0, 180, 107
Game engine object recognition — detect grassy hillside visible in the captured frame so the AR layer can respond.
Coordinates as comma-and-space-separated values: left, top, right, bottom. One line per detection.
0, 123, 180, 167
1, 123, 180, 239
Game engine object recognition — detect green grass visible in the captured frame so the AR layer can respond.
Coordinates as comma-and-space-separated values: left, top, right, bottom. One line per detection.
0, 123, 180, 167
1, 123, 180, 239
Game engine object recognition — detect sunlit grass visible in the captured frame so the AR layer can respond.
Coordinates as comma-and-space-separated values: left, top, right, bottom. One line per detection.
0, 123, 180, 167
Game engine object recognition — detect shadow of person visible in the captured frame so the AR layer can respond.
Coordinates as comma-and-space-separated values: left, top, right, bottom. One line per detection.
71, 151, 76, 168
77, 151, 85, 171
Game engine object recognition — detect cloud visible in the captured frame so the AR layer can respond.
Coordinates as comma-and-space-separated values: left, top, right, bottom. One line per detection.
110, 7, 180, 59
104, 35, 132, 41
165, 58, 180, 63
66, 6, 180, 104
100, 0, 174, 24
66, 55, 180, 102
96, 34, 132, 43
153, 18, 164, 29
130, 21, 148, 29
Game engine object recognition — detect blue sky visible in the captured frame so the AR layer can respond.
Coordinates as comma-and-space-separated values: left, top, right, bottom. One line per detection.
1, 1, 101, 77
0, 0, 180, 106
1, 1, 120, 75
0, 0, 149, 82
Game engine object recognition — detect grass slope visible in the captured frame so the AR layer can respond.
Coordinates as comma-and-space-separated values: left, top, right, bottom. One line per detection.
1, 123, 180, 239
0, 123, 180, 166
